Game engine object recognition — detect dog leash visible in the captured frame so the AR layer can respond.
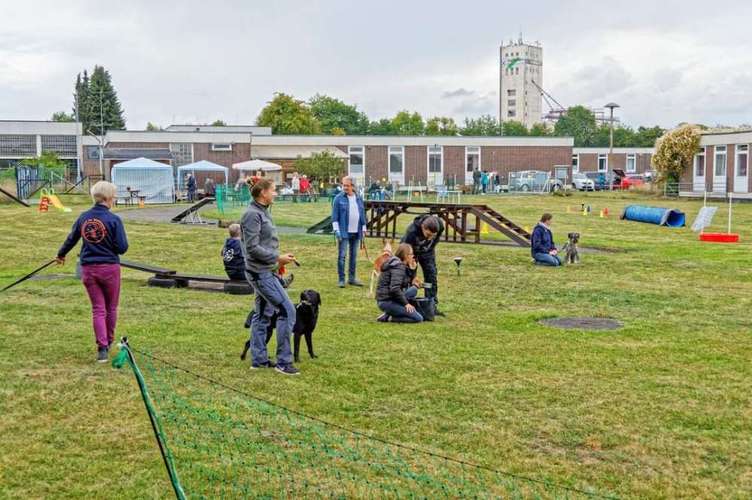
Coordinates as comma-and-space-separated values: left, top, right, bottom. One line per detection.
360, 238, 372, 263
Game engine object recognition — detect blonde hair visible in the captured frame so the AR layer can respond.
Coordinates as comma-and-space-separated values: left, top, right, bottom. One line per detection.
90, 181, 117, 203
228, 223, 241, 238
394, 243, 413, 262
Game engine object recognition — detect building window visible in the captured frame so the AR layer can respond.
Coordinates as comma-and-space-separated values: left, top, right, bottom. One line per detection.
348, 146, 364, 175
466, 146, 480, 174
428, 145, 442, 173
571, 154, 579, 173
695, 147, 705, 176
597, 154, 608, 172
737, 145, 748, 177
507, 89, 516, 97
508, 99, 516, 107
0, 135, 36, 156
211, 143, 232, 152
41, 135, 77, 156
507, 110, 516, 117
626, 154, 636, 173
714, 146, 727, 176
86, 145, 101, 160
388, 146, 403, 174
170, 143, 193, 167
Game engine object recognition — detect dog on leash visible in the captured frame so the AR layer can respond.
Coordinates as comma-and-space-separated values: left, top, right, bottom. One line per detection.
368, 238, 394, 297
240, 289, 322, 363
561, 232, 580, 264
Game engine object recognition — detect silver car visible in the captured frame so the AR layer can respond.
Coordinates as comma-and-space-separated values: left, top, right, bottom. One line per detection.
572, 172, 595, 191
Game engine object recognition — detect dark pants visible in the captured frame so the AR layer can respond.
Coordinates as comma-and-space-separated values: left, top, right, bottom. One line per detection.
337, 233, 359, 282
378, 287, 422, 322
246, 271, 296, 367
417, 252, 438, 304
81, 263, 121, 348
188, 189, 196, 202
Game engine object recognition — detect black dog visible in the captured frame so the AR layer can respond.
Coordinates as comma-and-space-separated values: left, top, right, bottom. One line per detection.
240, 289, 321, 363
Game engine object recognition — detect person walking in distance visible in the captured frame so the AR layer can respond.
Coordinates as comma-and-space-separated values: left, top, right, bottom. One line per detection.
331, 176, 367, 288
241, 178, 299, 375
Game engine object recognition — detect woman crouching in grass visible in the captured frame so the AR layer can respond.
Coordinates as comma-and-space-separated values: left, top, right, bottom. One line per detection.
375, 243, 423, 323
56, 181, 129, 363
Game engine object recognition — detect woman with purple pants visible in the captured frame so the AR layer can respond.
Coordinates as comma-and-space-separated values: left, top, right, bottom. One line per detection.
57, 181, 129, 363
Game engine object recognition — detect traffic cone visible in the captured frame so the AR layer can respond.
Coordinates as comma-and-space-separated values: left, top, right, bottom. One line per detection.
38, 196, 49, 212
603, 207, 609, 216
480, 222, 490, 235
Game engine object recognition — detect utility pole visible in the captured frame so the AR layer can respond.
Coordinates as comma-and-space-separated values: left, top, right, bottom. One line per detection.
605, 102, 619, 191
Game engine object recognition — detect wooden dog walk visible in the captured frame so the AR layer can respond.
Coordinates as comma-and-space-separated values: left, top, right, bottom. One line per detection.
0, 187, 30, 207
120, 259, 252, 294
307, 201, 531, 247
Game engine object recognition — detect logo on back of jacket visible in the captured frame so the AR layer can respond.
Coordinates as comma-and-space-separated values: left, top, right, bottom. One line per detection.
222, 248, 236, 262
81, 218, 107, 243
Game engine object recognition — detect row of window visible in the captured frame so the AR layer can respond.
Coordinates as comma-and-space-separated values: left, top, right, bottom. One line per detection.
570, 154, 637, 173
348, 146, 482, 178
0, 135, 77, 156
695, 145, 749, 177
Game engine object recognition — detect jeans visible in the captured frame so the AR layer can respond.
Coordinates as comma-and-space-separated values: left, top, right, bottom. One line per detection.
417, 252, 438, 303
81, 264, 121, 348
337, 233, 360, 282
534, 252, 562, 266
378, 287, 423, 323
247, 271, 296, 367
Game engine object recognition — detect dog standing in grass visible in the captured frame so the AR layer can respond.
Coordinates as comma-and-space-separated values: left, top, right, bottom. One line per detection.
561, 232, 580, 264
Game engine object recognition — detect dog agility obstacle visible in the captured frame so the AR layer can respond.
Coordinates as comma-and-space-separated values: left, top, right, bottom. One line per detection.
308, 201, 531, 247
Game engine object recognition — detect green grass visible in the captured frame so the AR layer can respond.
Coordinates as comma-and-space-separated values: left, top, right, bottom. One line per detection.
1, 192, 751, 498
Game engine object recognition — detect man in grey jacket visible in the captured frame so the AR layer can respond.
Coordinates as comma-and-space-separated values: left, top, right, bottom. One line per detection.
241, 178, 299, 375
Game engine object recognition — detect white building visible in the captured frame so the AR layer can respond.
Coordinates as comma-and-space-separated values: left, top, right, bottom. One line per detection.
499, 38, 543, 130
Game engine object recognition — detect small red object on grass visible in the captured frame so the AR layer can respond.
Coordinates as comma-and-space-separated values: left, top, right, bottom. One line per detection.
699, 233, 740, 243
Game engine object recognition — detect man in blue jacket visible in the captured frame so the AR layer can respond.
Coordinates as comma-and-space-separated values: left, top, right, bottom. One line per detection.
331, 176, 367, 288
531, 213, 562, 266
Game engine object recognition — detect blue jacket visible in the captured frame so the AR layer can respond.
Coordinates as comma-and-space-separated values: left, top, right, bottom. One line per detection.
58, 204, 129, 265
221, 237, 245, 276
530, 222, 556, 256
331, 192, 366, 239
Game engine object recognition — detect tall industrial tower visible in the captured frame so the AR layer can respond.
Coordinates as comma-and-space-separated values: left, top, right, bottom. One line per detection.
499, 37, 543, 130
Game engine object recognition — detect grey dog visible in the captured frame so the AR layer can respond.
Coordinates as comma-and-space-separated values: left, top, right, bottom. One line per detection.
561, 232, 580, 264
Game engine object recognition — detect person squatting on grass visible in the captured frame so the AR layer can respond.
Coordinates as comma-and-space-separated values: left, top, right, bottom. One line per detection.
331, 175, 367, 288
375, 243, 423, 323
401, 214, 445, 316
241, 178, 300, 375
221, 223, 246, 281
56, 181, 129, 363
531, 213, 562, 267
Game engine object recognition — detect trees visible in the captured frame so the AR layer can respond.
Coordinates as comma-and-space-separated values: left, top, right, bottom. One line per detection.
391, 111, 425, 135
652, 125, 701, 185
501, 120, 528, 136
634, 126, 665, 147
529, 123, 550, 137
146, 122, 162, 131
553, 106, 598, 147
459, 115, 501, 136
309, 94, 369, 135
51, 111, 75, 122
211, 119, 227, 126
257, 93, 321, 135
425, 116, 458, 136
77, 65, 126, 135
295, 150, 345, 184
368, 118, 396, 135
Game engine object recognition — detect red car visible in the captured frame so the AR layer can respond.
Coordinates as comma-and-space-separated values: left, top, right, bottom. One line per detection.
619, 174, 645, 190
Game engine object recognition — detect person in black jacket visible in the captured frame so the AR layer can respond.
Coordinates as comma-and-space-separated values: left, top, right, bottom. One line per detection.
375, 243, 423, 323
56, 181, 129, 363
530, 213, 562, 266
401, 214, 444, 315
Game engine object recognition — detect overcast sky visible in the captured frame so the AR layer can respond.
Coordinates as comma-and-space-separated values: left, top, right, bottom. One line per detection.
2, 0, 751, 130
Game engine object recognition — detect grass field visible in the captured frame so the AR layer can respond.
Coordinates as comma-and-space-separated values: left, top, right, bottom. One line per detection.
1, 191, 751, 498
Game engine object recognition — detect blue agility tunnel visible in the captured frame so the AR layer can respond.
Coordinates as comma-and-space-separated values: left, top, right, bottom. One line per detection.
621, 205, 686, 227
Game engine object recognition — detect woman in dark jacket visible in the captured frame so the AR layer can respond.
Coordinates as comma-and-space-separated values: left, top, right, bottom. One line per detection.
375, 243, 423, 323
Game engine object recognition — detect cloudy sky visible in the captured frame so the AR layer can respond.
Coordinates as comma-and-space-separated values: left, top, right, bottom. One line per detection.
2, 0, 751, 129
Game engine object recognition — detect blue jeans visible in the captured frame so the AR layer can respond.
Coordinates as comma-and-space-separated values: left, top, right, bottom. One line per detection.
377, 287, 423, 323
337, 233, 360, 282
247, 271, 296, 366
534, 252, 562, 266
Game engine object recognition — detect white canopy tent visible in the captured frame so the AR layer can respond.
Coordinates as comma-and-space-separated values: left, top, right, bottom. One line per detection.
232, 159, 283, 184
111, 158, 175, 204
177, 160, 228, 189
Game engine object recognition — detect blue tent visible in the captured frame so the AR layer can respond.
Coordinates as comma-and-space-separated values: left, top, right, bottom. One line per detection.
176, 160, 228, 190
111, 157, 175, 204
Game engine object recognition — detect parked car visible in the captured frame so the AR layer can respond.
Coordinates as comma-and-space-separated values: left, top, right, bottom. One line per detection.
571, 172, 595, 191
619, 174, 645, 190
583, 171, 614, 190
509, 170, 563, 192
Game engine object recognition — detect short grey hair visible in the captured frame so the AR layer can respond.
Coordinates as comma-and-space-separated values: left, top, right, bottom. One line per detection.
342, 176, 354, 185
90, 181, 117, 203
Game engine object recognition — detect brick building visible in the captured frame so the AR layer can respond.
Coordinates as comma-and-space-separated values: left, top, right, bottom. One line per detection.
679, 130, 751, 199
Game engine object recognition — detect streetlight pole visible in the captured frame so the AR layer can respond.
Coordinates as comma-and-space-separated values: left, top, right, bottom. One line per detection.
604, 102, 619, 190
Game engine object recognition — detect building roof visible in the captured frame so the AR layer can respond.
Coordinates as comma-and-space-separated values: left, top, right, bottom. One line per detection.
165, 124, 272, 135
102, 148, 173, 160
699, 130, 752, 146
232, 159, 282, 172
111, 157, 172, 170
573, 147, 655, 154
176, 160, 228, 173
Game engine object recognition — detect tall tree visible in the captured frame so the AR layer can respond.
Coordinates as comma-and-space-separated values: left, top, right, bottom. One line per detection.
553, 106, 598, 147
309, 94, 369, 135
257, 93, 321, 135
391, 111, 424, 135
73, 71, 91, 127
634, 126, 665, 147
368, 118, 396, 135
51, 111, 75, 122
501, 120, 529, 136
145, 122, 162, 131
84, 65, 126, 135
529, 123, 550, 136
459, 115, 501, 136
425, 116, 458, 136
652, 125, 700, 185
295, 150, 345, 183
211, 119, 227, 126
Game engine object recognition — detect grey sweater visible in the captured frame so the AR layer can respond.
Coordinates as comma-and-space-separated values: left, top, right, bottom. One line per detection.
241, 201, 279, 273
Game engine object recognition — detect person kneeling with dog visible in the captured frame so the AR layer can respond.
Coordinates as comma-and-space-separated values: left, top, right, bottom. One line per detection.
531, 213, 562, 266
375, 243, 424, 323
